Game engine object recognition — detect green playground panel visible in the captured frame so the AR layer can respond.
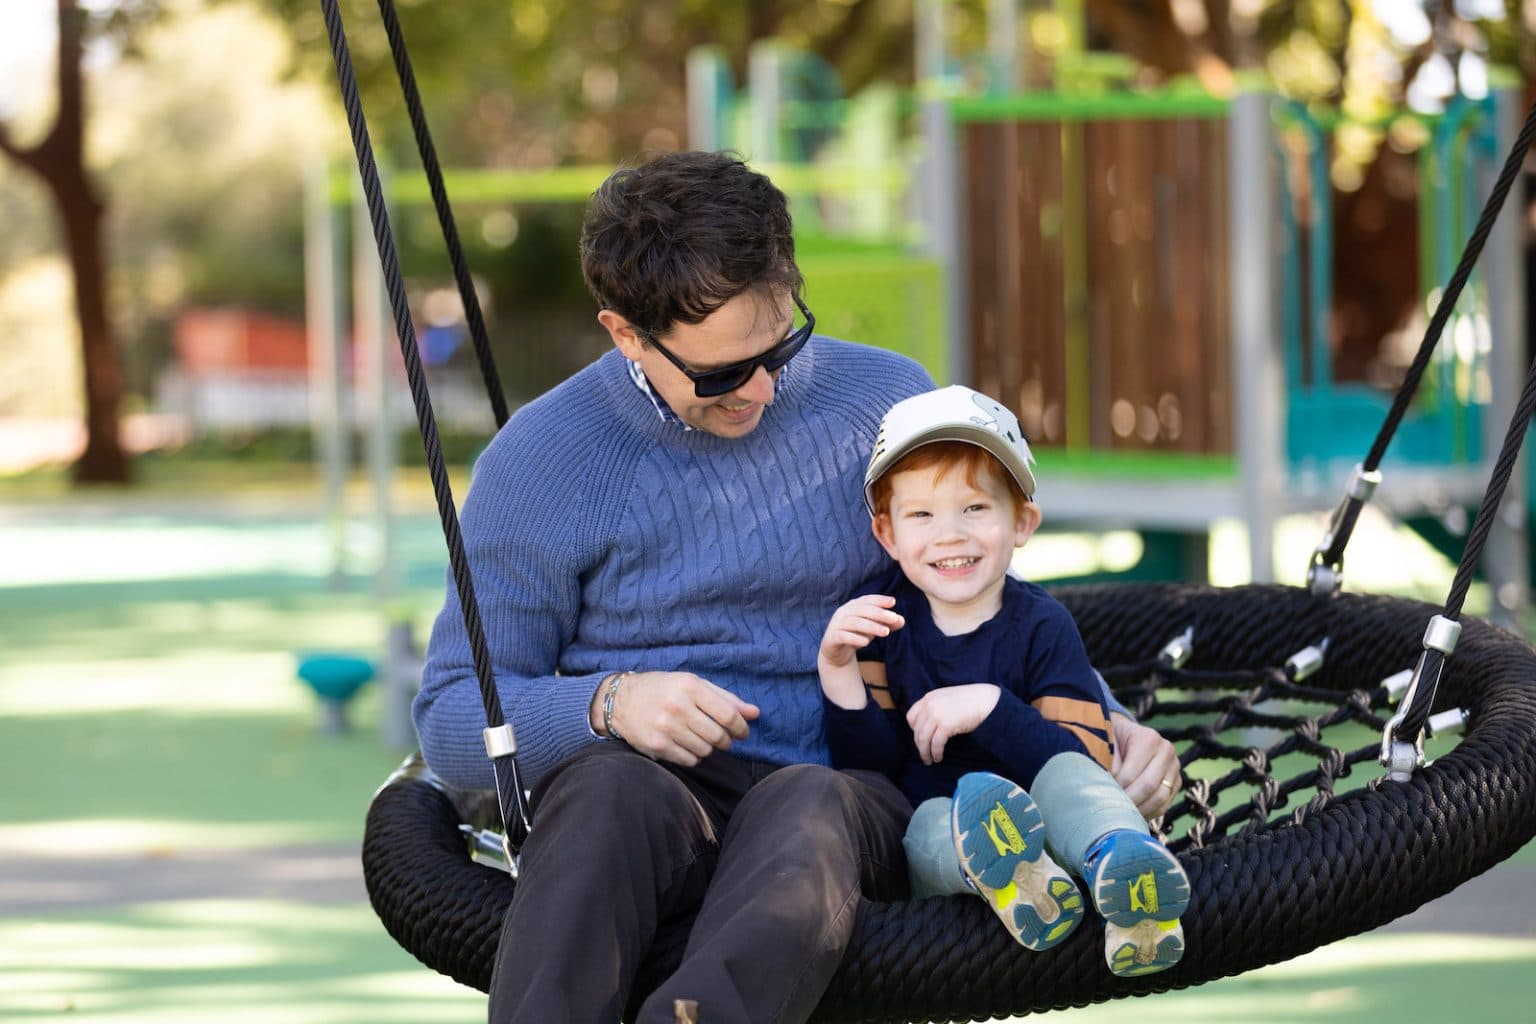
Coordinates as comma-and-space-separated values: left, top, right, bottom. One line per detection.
1034, 447, 1236, 481
950, 91, 1230, 122
797, 239, 947, 383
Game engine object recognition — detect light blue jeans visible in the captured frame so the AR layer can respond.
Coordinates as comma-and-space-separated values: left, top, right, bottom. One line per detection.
903, 752, 1149, 897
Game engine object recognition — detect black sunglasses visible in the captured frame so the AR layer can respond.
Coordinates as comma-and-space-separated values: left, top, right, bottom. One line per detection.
641, 295, 815, 398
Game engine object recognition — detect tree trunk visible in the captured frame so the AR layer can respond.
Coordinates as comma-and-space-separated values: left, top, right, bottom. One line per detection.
0, 0, 131, 484
49, 163, 130, 484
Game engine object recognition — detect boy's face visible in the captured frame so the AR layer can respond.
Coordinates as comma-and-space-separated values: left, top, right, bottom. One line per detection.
872, 461, 1040, 622
600, 290, 791, 438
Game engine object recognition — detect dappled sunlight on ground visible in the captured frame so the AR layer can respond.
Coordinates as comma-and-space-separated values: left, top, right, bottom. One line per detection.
0, 819, 347, 858
0, 651, 312, 716
1027, 932, 1536, 1022
0, 520, 341, 587
0, 901, 483, 1023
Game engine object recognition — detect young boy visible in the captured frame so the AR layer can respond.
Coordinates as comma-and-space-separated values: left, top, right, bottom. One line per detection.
818, 385, 1190, 977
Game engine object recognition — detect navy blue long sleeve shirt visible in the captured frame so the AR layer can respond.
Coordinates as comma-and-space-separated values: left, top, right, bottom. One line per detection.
824, 570, 1114, 804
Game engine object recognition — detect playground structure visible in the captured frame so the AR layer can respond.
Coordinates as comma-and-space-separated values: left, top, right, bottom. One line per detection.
679, 6, 1529, 625
303, 12, 1531, 744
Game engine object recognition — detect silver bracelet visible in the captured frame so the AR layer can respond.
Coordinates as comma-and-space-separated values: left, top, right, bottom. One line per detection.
601, 671, 631, 743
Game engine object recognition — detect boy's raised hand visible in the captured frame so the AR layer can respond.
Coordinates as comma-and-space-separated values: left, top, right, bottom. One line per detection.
818, 594, 904, 668
906, 684, 1001, 765
818, 594, 903, 709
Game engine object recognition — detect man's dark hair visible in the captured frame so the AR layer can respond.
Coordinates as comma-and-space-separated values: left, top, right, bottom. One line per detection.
579, 151, 803, 337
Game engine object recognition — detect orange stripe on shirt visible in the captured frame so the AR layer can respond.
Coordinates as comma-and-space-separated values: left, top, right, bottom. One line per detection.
1033, 695, 1114, 769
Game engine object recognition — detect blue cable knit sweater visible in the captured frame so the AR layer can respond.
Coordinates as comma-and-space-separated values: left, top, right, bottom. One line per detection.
414, 338, 935, 791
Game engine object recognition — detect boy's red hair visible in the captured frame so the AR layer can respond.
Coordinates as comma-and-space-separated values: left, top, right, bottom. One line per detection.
869, 441, 1028, 518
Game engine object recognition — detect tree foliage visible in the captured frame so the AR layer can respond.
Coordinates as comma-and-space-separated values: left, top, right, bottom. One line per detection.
4, 0, 1532, 482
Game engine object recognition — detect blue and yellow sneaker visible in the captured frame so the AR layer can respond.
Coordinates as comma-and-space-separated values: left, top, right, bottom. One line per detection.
951, 772, 1083, 951
1084, 829, 1190, 977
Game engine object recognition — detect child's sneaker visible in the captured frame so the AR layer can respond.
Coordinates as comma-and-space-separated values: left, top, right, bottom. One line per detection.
1084, 830, 1190, 977
1104, 919, 1185, 978
951, 772, 1083, 951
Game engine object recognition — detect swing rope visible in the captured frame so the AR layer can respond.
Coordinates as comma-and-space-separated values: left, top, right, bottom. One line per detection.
1310, 95, 1536, 589
375, 0, 509, 430
1387, 333, 1536, 753
318, 0, 530, 848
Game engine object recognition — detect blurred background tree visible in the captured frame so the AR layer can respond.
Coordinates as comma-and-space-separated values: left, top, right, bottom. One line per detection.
0, 0, 168, 483
1, 0, 1532, 485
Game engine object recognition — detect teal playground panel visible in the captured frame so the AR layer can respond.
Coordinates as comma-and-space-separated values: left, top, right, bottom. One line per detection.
1277, 94, 1501, 473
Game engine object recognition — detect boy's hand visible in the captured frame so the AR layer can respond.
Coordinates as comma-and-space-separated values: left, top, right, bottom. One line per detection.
905, 684, 1001, 765
818, 594, 904, 668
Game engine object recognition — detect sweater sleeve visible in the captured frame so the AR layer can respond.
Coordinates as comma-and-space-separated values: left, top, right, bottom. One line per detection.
824, 632, 909, 777
970, 597, 1116, 788
412, 407, 623, 792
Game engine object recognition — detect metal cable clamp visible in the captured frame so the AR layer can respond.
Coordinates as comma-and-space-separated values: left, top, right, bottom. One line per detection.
1307, 464, 1382, 596
1380, 615, 1462, 782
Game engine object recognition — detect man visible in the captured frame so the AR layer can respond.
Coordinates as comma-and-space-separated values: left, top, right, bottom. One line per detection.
413, 151, 1181, 1023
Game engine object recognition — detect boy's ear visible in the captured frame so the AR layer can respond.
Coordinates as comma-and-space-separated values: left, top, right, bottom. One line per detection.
1014, 499, 1042, 547
598, 309, 647, 361
871, 514, 899, 558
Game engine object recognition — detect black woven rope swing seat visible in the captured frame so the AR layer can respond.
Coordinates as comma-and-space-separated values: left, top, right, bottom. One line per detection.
318, 1, 1536, 1019
363, 582, 1536, 1020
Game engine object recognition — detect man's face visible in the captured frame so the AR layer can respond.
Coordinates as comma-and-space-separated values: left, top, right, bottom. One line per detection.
602, 291, 793, 439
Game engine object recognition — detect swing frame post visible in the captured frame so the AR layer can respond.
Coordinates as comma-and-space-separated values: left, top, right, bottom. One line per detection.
1480, 83, 1530, 633
1228, 90, 1284, 583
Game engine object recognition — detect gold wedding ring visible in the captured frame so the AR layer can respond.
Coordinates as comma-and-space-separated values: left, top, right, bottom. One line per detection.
1159, 777, 1175, 790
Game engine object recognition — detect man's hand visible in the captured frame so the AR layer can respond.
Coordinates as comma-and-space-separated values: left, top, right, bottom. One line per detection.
591, 671, 760, 767
905, 684, 1001, 766
1110, 712, 1181, 819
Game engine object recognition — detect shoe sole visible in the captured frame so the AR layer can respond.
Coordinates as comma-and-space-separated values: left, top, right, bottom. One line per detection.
1090, 837, 1190, 927
952, 772, 1083, 951
1105, 918, 1185, 977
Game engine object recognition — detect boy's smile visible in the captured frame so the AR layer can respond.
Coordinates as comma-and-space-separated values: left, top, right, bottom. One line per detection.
873, 464, 1039, 635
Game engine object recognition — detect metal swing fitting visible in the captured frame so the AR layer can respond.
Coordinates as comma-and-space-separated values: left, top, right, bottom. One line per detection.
1158, 627, 1195, 669
483, 723, 518, 759
1306, 465, 1383, 596
460, 824, 519, 878
481, 723, 533, 870
1426, 708, 1470, 737
1379, 614, 1462, 782
1285, 639, 1329, 681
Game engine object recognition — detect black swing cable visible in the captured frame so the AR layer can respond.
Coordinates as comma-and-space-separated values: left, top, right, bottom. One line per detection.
374, 0, 509, 431
1308, 94, 1536, 593
1384, 331, 1536, 775
318, 0, 531, 851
